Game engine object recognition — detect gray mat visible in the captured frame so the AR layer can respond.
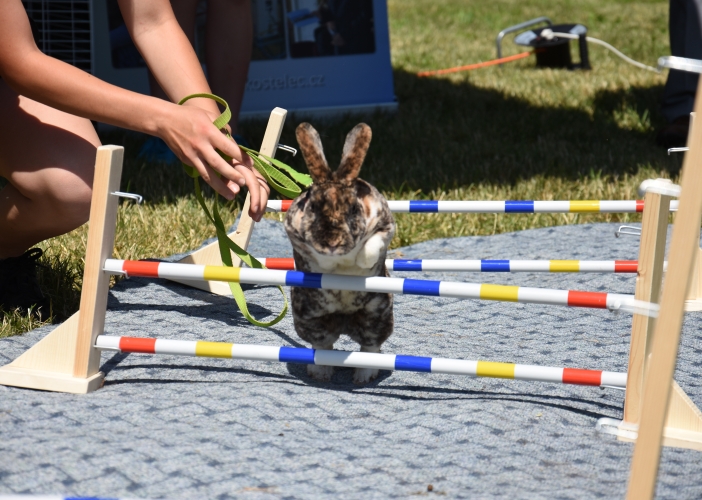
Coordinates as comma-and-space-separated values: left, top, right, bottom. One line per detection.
1, 220, 701, 499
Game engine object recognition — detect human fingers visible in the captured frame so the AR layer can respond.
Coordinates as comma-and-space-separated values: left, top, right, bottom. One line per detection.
252, 167, 271, 196
191, 155, 239, 200
233, 163, 262, 216
211, 132, 253, 169
255, 179, 270, 222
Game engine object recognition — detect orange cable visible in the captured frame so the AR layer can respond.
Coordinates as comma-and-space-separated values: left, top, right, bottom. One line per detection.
417, 51, 534, 77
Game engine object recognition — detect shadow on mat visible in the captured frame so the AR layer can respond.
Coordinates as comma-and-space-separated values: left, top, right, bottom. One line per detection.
106, 279, 296, 333
101, 353, 623, 420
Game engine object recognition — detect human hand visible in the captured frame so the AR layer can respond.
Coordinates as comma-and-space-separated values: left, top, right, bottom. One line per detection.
158, 103, 268, 220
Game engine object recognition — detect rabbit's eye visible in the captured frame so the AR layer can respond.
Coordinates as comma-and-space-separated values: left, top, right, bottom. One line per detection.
350, 204, 361, 216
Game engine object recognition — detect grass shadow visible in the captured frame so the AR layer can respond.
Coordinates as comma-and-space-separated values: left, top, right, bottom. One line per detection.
100, 69, 678, 197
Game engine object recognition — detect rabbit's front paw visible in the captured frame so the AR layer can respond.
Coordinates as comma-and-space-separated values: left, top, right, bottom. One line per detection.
355, 233, 385, 269
307, 364, 334, 382
353, 367, 379, 385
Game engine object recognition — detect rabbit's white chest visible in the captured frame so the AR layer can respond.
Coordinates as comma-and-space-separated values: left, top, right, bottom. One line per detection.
309, 233, 387, 273
312, 252, 362, 273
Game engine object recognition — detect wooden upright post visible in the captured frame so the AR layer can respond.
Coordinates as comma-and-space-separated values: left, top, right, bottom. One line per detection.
609, 183, 702, 452
622, 191, 670, 426
627, 93, 702, 498
683, 222, 702, 311
173, 107, 288, 295
0, 145, 123, 393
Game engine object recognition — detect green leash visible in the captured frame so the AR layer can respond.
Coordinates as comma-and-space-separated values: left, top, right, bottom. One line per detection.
177, 93, 312, 327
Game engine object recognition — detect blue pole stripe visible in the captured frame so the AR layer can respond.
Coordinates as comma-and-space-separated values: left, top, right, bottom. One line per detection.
393, 259, 423, 271
279, 347, 316, 364
504, 200, 535, 213
285, 271, 323, 288
402, 279, 441, 296
409, 200, 439, 212
395, 355, 433, 372
481, 260, 511, 272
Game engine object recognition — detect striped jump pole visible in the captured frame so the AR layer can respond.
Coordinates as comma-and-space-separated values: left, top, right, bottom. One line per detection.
104, 259, 644, 312
257, 258, 642, 273
266, 199, 680, 214
95, 335, 628, 389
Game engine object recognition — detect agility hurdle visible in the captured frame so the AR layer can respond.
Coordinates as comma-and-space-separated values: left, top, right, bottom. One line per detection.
94, 335, 627, 388
104, 258, 642, 312
0, 109, 701, 478
267, 199, 681, 213
254, 257, 642, 272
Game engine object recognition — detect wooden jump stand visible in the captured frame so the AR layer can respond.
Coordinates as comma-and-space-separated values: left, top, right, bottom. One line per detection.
0, 107, 288, 394
615, 186, 702, 451
625, 98, 702, 495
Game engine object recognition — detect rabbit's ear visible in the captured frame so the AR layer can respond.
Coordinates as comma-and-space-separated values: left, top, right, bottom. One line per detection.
336, 123, 372, 182
296, 122, 331, 183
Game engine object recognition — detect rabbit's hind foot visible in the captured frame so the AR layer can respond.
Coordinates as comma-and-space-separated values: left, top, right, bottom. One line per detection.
307, 342, 335, 382
353, 345, 382, 385
353, 367, 379, 385
307, 364, 334, 382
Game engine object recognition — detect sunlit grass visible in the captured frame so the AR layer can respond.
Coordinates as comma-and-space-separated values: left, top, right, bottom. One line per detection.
3, 0, 678, 336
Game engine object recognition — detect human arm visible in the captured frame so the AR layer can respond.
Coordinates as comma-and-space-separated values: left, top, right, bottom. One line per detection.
0, 0, 268, 218
118, 0, 268, 217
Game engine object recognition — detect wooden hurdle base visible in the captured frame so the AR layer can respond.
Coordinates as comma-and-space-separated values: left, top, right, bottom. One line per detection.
170, 107, 288, 296
610, 381, 702, 451
0, 145, 124, 393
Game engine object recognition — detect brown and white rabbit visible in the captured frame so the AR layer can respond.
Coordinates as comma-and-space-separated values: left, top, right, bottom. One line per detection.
284, 122, 395, 384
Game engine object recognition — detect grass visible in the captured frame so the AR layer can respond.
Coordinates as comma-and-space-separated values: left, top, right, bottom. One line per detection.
1, 0, 680, 337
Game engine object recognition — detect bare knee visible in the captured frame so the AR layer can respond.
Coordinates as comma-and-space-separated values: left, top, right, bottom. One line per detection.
13, 165, 94, 234
54, 179, 92, 231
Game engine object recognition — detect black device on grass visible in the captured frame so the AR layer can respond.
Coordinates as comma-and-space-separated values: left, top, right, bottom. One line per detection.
497, 18, 591, 70
515, 24, 590, 70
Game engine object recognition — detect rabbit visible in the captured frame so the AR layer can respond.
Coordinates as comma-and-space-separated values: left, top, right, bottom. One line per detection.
284, 122, 396, 384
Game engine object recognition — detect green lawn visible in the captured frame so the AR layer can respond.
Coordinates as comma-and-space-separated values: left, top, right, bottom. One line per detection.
1, 0, 680, 337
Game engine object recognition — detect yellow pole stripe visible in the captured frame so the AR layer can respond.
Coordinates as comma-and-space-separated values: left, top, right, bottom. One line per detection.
476, 361, 516, 379
549, 260, 580, 272
480, 284, 519, 302
203, 266, 241, 282
569, 200, 600, 212
195, 341, 234, 358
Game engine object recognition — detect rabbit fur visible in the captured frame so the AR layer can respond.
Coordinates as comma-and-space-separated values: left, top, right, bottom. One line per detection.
284, 122, 395, 384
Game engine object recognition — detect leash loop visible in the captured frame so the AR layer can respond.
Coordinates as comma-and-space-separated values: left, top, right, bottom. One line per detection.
177, 93, 311, 327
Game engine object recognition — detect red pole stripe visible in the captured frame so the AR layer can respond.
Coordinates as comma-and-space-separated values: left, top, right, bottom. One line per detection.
120, 337, 157, 354
281, 200, 293, 212
123, 260, 161, 278
562, 368, 602, 386
614, 260, 639, 273
264, 258, 296, 270
636, 200, 644, 212
567, 290, 609, 308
